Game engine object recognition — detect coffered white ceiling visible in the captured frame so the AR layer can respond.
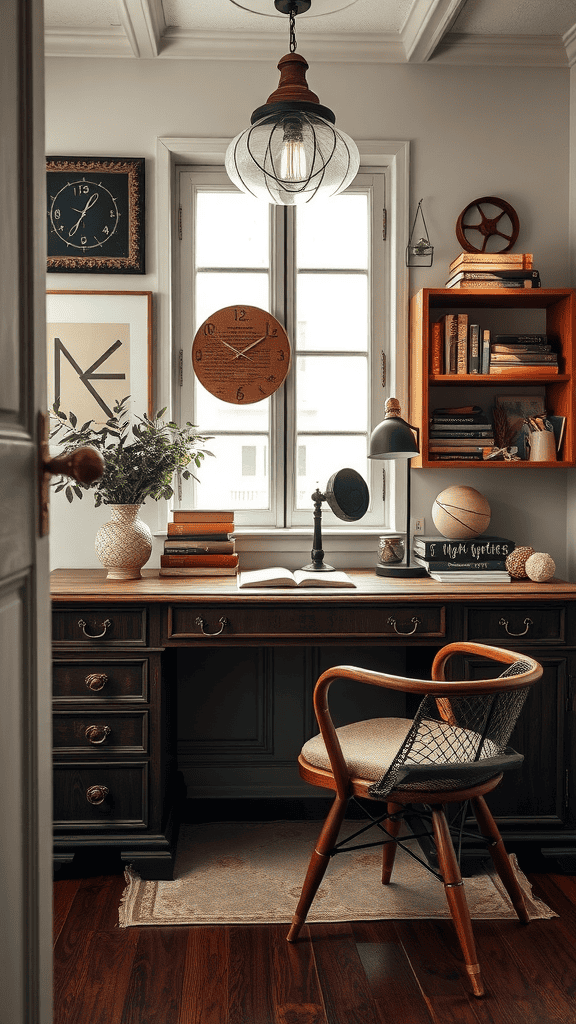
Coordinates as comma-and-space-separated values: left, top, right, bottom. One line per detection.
44, 0, 576, 66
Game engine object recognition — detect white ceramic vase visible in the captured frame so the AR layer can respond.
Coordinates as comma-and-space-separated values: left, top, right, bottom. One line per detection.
94, 504, 153, 580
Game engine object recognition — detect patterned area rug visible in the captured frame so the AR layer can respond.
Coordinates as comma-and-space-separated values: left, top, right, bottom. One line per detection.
119, 820, 556, 928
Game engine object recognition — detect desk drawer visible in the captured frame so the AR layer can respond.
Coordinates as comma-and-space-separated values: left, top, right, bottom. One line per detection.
167, 603, 445, 641
53, 659, 149, 702
465, 604, 565, 644
53, 763, 148, 827
53, 712, 148, 754
53, 606, 147, 646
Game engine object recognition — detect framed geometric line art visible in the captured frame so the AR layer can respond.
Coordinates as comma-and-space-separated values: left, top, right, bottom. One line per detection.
46, 156, 145, 274
46, 291, 153, 429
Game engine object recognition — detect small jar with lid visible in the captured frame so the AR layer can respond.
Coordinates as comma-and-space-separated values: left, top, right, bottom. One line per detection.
378, 536, 404, 566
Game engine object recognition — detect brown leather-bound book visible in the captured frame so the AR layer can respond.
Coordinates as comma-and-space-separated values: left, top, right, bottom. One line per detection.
160, 554, 239, 568
488, 365, 558, 376
170, 510, 234, 523
430, 321, 443, 374
167, 522, 235, 536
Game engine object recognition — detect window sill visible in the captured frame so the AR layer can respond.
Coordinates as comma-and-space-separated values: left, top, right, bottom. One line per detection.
154, 526, 392, 570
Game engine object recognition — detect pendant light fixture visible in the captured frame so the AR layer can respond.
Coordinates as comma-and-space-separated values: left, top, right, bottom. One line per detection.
225, 0, 360, 205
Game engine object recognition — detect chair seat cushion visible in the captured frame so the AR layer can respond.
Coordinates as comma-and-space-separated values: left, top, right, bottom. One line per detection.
301, 717, 499, 783
302, 719, 413, 781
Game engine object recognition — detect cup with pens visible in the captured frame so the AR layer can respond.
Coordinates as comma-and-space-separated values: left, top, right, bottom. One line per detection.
525, 415, 557, 462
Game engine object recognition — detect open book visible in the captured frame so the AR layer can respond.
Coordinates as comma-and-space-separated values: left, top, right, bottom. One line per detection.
237, 567, 356, 589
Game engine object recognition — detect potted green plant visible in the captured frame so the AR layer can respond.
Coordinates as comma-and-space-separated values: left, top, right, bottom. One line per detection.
50, 396, 213, 579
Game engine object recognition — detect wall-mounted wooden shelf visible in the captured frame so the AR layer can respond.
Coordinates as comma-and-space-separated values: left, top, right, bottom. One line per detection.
409, 288, 576, 469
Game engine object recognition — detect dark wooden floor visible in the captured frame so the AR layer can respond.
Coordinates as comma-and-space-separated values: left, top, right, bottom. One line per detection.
54, 844, 576, 1024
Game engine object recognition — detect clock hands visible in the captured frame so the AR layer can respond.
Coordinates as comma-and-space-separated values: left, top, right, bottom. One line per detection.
68, 193, 99, 237
220, 339, 253, 361
233, 334, 267, 359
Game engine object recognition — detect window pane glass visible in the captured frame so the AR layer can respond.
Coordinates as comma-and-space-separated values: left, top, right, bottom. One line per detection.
196, 192, 269, 268
188, 382, 269, 432
195, 272, 269, 328
297, 274, 368, 351
192, 433, 270, 511
297, 194, 368, 270
297, 355, 367, 432
295, 435, 369, 510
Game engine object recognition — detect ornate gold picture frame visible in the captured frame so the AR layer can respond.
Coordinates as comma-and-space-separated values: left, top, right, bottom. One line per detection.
46, 156, 145, 274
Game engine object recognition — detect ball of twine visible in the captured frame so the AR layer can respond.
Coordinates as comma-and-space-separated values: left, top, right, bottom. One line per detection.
525, 552, 555, 583
505, 546, 535, 579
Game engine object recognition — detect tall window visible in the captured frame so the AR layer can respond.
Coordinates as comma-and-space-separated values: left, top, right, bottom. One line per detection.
178, 167, 388, 527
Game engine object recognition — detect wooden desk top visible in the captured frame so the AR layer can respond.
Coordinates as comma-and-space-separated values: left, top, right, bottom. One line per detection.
50, 568, 576, 605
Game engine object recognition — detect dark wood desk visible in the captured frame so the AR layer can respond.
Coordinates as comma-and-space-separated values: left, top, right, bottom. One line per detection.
51, 568, 576, 877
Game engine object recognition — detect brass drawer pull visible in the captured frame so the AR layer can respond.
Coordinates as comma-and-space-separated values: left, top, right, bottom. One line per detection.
85, 672, 108, 692
86, 785, 109, 805
78, 618, 112, 639
499, 616, 533, 637
387, 616, 421, 636
85, 724, 111, 745
195, 615, 228, 637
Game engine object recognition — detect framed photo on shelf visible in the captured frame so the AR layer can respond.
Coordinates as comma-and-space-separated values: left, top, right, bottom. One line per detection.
46, 156, 145, 273
46, 291, 153, 427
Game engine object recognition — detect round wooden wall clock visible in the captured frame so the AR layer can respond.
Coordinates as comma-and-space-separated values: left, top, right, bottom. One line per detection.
192, 305, 291, 404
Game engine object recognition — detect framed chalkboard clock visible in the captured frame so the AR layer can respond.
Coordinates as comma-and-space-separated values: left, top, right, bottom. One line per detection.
46, 156, 145, 274
192, 305, 291, 404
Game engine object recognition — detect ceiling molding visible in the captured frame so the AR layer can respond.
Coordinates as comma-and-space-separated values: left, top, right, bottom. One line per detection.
563, 23, 576, 67
432, 32, 568, 67
401, 0, 467, 63
45, 26, 133, 58
117, 0, 166, 58
158, 28, 406, 63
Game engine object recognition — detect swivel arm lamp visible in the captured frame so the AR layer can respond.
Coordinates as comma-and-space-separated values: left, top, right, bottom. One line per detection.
368, 398, 428, 578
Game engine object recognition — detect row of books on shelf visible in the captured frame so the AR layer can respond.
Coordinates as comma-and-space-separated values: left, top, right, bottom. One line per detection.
428, 403, 493, 461
412, 535, 515, 582
445, 252, 539, 290
159, 510, 238, 577
430, 316, 559, 377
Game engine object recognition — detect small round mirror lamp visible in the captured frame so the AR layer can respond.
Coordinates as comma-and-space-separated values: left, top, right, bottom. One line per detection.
369, 398, 428, 578
225, 0, 360, 205
302, 468, 369, 571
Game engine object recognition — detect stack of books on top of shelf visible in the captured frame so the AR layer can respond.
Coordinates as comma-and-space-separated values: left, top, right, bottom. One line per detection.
159, 510, 238, 577
428, 405, 494, 462
445, 252, 540, 290
413, 535, 515, 583
488, 333, 559, 376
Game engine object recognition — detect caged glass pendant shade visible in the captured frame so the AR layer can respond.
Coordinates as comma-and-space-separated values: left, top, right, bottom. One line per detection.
225, 44, 359, 205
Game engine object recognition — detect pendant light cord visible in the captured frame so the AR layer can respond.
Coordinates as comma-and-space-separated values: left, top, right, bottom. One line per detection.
289, 3, 298, 51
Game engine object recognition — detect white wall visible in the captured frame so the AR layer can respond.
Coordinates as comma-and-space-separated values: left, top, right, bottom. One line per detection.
45, 56, 573, 576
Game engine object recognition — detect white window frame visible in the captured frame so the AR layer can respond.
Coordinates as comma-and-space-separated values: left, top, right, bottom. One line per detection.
156, 137, 410, 564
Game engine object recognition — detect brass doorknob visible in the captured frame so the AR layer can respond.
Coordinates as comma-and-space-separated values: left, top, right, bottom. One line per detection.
43, 446, 105, 484
38, 410, 104, 535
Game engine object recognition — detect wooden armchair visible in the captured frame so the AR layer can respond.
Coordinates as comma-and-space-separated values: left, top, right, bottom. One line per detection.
287, 641, 543, 997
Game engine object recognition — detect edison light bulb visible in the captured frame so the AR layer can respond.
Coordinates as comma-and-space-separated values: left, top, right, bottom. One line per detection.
280, 119, 307, 181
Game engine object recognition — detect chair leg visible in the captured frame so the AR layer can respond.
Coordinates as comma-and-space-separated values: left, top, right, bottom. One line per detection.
287, 795, 348, 942
431, 804, 484, 998
471, 794, 529, 924
382, 801, 403, 884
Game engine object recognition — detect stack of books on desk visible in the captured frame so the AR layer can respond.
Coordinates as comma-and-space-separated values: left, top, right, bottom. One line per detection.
445, 253, 539, 290
160, 510, 238, 576
413, 535, 515, 582
428, 405, 494, 462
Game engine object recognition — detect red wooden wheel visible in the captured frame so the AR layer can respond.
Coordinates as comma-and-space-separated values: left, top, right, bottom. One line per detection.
456, 196, 520, 253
